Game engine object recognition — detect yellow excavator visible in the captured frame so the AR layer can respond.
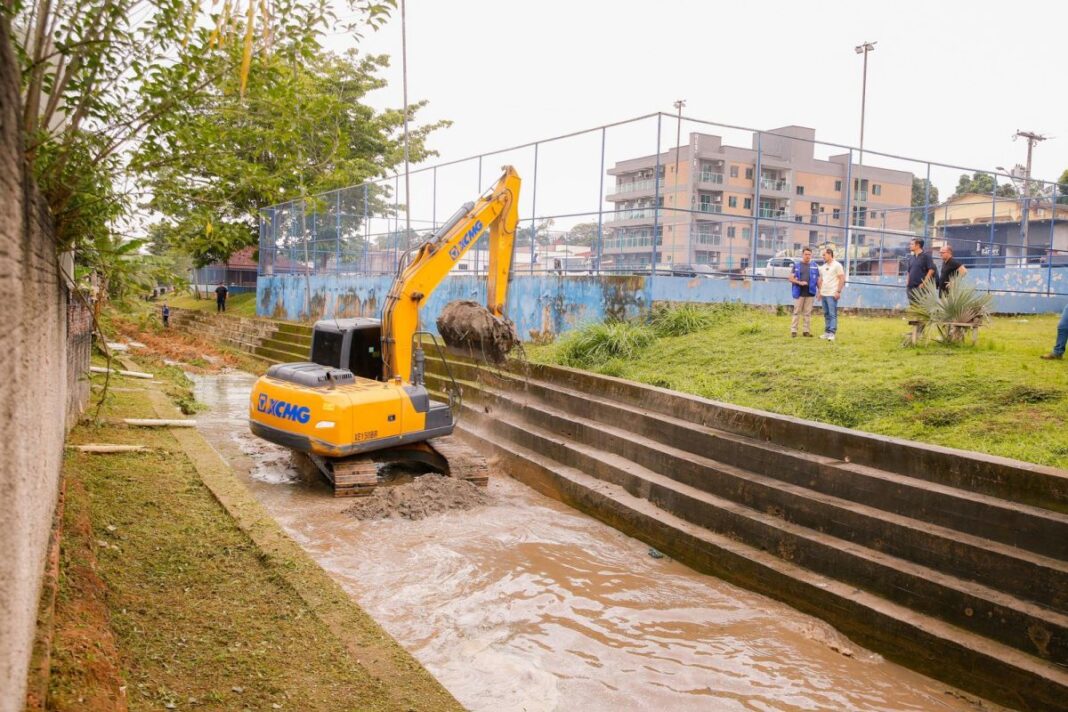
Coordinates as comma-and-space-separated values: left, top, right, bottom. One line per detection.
248, 166, 521, 496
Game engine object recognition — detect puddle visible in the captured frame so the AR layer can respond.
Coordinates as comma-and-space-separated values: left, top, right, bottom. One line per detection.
192, 371, 993, 712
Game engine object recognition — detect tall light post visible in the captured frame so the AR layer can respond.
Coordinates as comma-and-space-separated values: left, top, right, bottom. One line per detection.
673, 99, 686, 263
1013, 130, 1047, 256
851, 40, 876, 275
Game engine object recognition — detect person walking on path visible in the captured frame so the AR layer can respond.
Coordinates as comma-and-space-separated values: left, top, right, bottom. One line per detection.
215, 284, 228, 313
906, 238, 936, 302
938, 244, 967, 296
789, 247, 820, 337
161, 303, 170, 328
1040, 303, 1068, 360
818, 248, 845, 341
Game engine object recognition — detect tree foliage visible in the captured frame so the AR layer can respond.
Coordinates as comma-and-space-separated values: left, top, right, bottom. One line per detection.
953, 171, 1017, 198
1058, 169, 1068, 205
566, 222, 600, 247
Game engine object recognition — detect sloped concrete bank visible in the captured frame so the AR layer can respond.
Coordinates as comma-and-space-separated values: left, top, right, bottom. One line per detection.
421, 354, 1068, 712
172, 308, 1068, 710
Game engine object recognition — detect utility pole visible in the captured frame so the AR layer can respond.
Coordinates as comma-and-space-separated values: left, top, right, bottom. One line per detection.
1014, 130, 1047, 252
673, 99, 686, 263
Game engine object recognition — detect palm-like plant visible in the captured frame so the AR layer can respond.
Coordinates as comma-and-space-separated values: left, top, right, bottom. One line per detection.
906, 278, 992, 345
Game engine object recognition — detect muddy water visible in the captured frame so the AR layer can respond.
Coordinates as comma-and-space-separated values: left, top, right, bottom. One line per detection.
192, 371, 988, 712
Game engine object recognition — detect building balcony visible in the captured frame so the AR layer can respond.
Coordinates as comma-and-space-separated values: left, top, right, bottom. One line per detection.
854, 190, 868, 202
758, 207, 789, 219
608, 208, 658, 223
696, 203, 724, 216
607, 178, 661, 200
698, 171, 725, 186
759, 177, 790, 193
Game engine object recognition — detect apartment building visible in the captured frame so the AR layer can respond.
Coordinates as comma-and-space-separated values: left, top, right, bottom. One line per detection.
603, 126, 914, 271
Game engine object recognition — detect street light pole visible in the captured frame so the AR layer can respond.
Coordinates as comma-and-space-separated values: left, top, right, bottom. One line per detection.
852, 41, 876, 274
673, 99, 686, 264
1014, 130, 1047, 256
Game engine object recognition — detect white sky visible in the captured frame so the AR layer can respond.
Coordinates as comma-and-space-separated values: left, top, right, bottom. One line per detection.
323, 0, 1068, 229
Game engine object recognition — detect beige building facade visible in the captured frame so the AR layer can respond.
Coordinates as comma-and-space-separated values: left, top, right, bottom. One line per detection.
604, 126, 914, 271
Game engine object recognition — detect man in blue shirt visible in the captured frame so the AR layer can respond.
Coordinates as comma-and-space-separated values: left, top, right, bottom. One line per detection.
906, 238, 936, 301
789, 247, 820, 337
1040, 303, 1068, 361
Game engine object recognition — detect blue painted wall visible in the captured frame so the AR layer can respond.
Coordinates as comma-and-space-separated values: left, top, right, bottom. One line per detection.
257, 269, 1068, 333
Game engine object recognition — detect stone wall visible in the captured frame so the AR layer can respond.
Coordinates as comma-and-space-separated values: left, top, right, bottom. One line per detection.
0, 17, 81, 711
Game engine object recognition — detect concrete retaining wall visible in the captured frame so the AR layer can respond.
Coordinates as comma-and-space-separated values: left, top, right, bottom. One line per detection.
257, 269, 1068, 335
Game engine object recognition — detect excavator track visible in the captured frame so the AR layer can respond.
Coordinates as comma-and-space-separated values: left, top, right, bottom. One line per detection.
305, 435, 488, 497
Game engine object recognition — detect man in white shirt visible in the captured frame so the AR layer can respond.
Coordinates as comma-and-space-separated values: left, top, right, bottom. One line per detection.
818, 248, 845, 341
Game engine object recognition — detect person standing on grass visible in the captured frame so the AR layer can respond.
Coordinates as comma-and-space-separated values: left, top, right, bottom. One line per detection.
789, 247, 820, 337
215, 284, 228, 313
938, 244, 967, 296
818, 248, 845, 342
906, 238, 936, 302
161, 303, 170, 328
1040, 303, 1068, 361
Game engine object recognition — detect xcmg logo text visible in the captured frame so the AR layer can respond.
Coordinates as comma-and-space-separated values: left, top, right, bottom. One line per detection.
257, 394, 311, 424
448, 220, 483, 261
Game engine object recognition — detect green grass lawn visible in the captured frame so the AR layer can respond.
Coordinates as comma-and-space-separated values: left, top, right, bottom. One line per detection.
163, 289, 258, 317
528, 307, 1068, 469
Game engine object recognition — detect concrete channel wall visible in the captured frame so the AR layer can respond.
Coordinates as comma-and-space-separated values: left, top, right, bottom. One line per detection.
256, 271, 1068, 337
174, 308, 1068, 709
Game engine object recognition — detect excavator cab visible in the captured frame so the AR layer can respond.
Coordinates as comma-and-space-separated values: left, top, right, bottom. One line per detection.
309, 318, 384, 381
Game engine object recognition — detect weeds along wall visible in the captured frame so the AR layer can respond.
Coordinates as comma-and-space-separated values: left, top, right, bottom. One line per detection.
258, 113, 1068, 326
0, 20, 89, 711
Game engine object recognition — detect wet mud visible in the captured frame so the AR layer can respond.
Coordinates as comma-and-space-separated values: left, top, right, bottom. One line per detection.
192, 371, 994, 712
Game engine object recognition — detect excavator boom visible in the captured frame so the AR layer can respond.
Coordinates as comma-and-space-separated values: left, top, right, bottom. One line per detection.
381, 166, 520, 382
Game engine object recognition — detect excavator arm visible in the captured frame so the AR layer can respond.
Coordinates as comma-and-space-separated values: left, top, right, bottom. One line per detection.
380, 165, 521, 382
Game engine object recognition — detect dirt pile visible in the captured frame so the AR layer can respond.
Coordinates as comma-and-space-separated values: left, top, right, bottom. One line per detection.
345, 475, 491, 521
436, 300, 519, 364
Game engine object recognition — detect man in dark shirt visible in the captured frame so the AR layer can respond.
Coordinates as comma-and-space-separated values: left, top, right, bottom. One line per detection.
215, 284, 228, 312
906, 238, 936, 301
937, 244, 967, 295
789, 247, 820, 337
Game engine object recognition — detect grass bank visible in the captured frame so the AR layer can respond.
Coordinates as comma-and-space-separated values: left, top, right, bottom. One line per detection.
46, 355, 460, 710
162, 290, 258, 318
528, 305, 1068, 469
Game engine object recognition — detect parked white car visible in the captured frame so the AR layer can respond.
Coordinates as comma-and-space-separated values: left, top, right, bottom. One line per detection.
756, 256, 796, 280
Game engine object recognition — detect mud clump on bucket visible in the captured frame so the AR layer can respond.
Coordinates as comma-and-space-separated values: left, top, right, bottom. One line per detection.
436, 300, 519, 364
345, 475, 491, 521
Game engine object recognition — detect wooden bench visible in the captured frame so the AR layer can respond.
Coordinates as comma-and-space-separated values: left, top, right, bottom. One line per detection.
907, 319, 981, 346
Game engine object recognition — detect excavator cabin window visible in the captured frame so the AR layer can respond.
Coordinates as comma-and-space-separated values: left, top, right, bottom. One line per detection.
347, 326, 383, 381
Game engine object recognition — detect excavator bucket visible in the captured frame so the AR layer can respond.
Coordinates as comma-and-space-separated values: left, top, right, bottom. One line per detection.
436, 300, 519, 364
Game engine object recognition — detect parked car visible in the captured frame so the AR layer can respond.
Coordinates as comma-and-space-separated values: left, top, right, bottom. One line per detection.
665, 263, 719, 278
755, 256, 796, 280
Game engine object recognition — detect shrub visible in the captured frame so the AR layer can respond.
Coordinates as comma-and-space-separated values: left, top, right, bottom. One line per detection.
557, 321, 656, 368
649, 303, 717, 337
906, 279, 993, 345
1001, 385, 1061, 404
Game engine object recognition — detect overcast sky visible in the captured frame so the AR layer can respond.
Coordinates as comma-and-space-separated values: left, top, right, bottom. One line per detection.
323, 0, 1068, 227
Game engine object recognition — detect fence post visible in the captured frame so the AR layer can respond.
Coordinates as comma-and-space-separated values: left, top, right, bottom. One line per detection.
335, 191, 341, 275
843, 149, 853, 277
988, 176, 997, 291
1048, 186, 1056, 295
362, 185, 369, 273
432, 166, 438, 230
596, 126, 606, 275
752, 131, 762, 277
923, 162, 931, 239
477, 156, 482, 276
530, 143, 539, 274
651, 113, 662, 284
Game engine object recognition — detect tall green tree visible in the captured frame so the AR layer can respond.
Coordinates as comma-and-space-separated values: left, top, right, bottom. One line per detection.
953, 171, 1018, 198
1058, 169, 1068, 205
910, 178, 939, 230
566, 222, 600, 247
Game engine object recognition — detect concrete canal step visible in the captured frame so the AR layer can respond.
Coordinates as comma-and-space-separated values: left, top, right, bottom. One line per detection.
170, 309, 312, 364
424, 353, 1068, 712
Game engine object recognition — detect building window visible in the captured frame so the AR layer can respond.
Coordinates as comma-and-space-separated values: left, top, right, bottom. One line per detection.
832, 208, 841, 220
810, 202, 819, 212
834, 180, 842, 192
872, 184, 882, 196
796, 185, 805, 196
730, 165, 739, 178
728, 196, 737, 208
809, 230, 818, 241
745, 167, 754, 180
795, 216, 803, 223
741, 257, 750, 270
743, 197, 752, 210
793, 243, 802, 251
742, 227, 752, 240
727, 226, 736, 238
